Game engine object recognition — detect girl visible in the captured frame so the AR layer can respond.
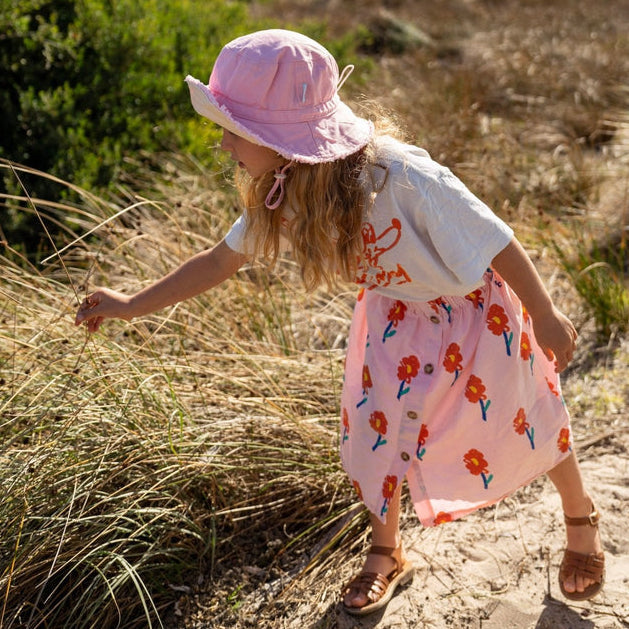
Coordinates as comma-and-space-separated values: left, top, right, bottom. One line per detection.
75, 29, 604, 616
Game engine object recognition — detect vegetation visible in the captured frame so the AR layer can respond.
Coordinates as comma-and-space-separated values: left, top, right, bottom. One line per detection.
0, 0, 628, 628
0, 0, 250, 254
1, 156, 360, 628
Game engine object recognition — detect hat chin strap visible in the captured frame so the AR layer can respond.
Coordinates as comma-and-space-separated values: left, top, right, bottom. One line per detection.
264, 161, 294, 209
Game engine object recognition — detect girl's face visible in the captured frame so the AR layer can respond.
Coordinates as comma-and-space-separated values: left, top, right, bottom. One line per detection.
220, 129, 285, 177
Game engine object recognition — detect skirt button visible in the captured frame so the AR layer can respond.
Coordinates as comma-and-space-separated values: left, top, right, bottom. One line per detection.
407, 410, 418, 419
424, 363, 434, 374
430, 315, 440, 324
401, 452, 410, 461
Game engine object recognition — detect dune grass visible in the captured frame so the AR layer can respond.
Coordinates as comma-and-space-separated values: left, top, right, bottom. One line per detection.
0, 157, 361, 628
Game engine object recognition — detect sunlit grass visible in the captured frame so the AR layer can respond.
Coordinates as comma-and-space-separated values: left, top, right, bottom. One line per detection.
0, 157, 357, 628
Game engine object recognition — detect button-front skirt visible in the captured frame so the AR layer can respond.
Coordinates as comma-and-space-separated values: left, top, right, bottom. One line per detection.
340, 270, 572, 526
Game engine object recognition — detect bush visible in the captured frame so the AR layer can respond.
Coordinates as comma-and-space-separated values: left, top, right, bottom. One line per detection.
0, 0, 253, 254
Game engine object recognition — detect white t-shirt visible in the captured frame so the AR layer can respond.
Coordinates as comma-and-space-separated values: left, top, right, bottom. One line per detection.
225, 136, 514, 301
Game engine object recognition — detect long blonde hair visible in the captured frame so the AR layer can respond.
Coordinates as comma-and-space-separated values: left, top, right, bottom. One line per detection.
236, 118, 403, 291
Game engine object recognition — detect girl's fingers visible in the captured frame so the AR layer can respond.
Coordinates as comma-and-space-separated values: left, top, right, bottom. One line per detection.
75, 294, 101, 326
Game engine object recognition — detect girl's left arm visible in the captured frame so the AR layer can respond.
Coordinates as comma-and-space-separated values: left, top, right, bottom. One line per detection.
491, 237, 577, 372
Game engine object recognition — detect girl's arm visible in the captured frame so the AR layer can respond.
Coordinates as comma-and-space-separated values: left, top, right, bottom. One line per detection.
491, 237, 577, 372
75, 238, 250, 333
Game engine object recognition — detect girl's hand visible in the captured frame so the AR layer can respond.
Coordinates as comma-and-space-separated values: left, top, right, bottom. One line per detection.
75, 288, 134, 333
531, 306, 578, 373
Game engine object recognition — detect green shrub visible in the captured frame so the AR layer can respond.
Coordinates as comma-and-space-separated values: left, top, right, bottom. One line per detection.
552, 229, 629, 340
0, 0, 253, 254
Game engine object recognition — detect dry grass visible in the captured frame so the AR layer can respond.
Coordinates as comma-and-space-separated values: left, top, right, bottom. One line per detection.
1, 1, 628, 628
0, 156, 360, 628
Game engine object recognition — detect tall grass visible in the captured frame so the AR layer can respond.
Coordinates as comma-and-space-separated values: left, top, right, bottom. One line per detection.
0, 157, 358, 628
551, 224, 629, 341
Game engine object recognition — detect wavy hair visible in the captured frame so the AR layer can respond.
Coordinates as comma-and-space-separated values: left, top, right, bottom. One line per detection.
235, 115, 404, 291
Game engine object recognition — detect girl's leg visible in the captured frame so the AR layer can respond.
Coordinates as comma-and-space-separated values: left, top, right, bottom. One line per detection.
343, 484, 405, 608
547, 451, 603, 595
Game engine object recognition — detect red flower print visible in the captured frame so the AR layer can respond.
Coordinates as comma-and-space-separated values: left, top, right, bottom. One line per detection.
522, 305, 530, 324
433, 512, 453, 525
416, 423, 429, 460
520, 332, 532, 361
342, 407, 350, 443
443, 343, 463, 373
362, 364, 373, 390
380, 474, 398, 517
513, 408, 528, 435
465, 289, 484, 310
463, 448, 493, 489
464, 449, 489, 476
429, 297, 452, 323
465, 374, 491, 420
514, 407, 535, 449
557, 427, 571, 453
369, 411, 388, 450
465, 374, 490, 422
397, 355, 421, 399
382, 475, 398, 499
357, 364, 373, 408
369, 411, 388, 435
487, 304, 510, 335
397, 355, 420, 383
357, 288, 365, 302
383, 300, 407, 342
465, 375, 486, 403
443, 342, 463, 384
487, 304, 513, 355
388, 300, 407, 325
546, 377, 561, 399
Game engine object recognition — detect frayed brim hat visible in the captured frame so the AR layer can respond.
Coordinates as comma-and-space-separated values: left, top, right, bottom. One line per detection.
185, 29, 373, 164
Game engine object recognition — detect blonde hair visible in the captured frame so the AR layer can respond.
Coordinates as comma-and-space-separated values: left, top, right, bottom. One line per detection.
236, 115, 404, 291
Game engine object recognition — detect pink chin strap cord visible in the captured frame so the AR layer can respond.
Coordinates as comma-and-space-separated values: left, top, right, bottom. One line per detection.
264, 160, 294, 209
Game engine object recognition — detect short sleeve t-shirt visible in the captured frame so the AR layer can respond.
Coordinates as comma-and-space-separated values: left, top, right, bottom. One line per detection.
225, 136, 514, 301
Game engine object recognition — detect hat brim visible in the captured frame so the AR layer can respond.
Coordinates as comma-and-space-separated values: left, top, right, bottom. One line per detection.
185, 75, 373, 164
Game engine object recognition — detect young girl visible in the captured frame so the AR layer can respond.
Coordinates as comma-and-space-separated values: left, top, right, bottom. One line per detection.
75, 29, 604, 616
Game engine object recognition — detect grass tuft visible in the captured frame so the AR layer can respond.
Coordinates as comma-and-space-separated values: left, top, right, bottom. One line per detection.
0, 156, 356, 628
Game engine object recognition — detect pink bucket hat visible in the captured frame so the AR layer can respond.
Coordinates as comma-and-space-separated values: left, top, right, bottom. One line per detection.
184, 29, 374, 164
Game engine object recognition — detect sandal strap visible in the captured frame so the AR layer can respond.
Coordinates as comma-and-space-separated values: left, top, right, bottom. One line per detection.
342, 545, 403, 600
564, 504, 600, 527
369, 545, 403, 572
560, 549, 605, 581
344, 571, 391, 604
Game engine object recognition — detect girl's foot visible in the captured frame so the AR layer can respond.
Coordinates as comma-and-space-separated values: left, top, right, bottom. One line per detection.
342, 545, 414, 615
560, 498, 605, 599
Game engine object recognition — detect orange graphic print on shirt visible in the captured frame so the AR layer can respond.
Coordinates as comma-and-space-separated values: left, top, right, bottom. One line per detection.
356, 218, 411, 289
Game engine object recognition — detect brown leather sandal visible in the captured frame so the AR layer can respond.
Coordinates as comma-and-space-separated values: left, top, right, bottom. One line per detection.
559, 504, 605, 601
341, 545, 414, 616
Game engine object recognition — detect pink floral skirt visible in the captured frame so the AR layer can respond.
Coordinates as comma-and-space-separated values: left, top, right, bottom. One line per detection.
340, 270, 572, 526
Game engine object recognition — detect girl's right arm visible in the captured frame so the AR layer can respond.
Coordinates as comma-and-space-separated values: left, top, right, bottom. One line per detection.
75, 238, 250, 333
